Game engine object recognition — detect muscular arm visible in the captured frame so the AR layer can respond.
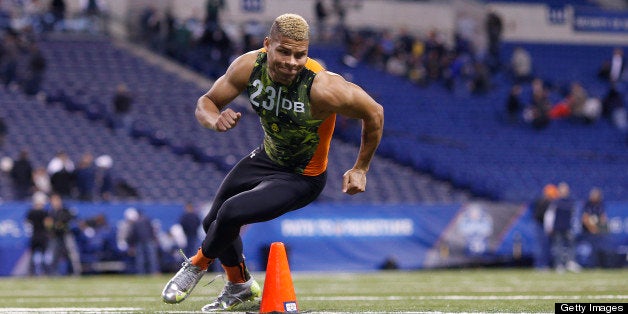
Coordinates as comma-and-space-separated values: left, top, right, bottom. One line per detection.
195, 52, 256, 131
311, 71, 384, 194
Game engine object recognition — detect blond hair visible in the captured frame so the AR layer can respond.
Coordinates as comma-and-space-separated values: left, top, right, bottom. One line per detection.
270, 13, 309, 41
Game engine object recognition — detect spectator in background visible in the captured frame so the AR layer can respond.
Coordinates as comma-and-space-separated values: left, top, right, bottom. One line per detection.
75, 152, 96, 201
111, 83, 134, 135
47, 151, 75, 198
205, 0, 225, 29
139, 5, 159, 47
549, 81, 588, 121
545, 182, 581, 273
32, 166, 51, 196
601, 85, 627, 135
454, 11, 476, 57
77, 213, 118, 270
157, 224, 187, 273
127, 209, 159, 274
567, 82, 589, 121
25, 192, 51, 276
531, 183, 558, 270
197, 24, 233, 79
24, 0, 48, 34
505, 83, 522, 124
376, 30, 396, 70
116, 207, 137, 271
95, 154, 114, 201
441, 50, 460, 92
332, 0, 347, 33
510, 46, 532, 84
1, 30, 20, 90
396, 27, 416, 56
580, 97, 603, 125
179, 202, 201, 257
79, 0, 108, 34
523, 78, 551, 129
469, 61, 491, 95
581, 187, 611, 268
48, 193, 81, 275
485, 8, 503, 72
424, 29, 446, 61
10, 149, 34, 200
598, 47, 624, 84
80, 0, 106, 17
314, 0, 328, 42
49, 0, 66, 30
242, 19, 266, 53
424, 49, 443, 84
386, 51, 408, 77
22, 42, 47, 96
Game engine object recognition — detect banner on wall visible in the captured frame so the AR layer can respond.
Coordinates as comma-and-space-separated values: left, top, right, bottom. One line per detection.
573, 6, 628, 33
422, 202, 528, 268
242, 202, 536, 271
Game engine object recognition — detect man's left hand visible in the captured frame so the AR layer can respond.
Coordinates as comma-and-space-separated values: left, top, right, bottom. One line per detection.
342, 168, 367, 195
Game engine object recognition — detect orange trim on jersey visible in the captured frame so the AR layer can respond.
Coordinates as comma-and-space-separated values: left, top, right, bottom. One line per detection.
303, 114, 336, 176
301, 56, 327, 176
304, 57, 324, 72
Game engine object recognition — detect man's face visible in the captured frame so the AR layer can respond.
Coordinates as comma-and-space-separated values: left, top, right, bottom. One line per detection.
264, 34, 309, 86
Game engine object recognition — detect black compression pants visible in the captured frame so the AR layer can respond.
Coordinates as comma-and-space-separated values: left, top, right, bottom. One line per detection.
200, 146, 326, 266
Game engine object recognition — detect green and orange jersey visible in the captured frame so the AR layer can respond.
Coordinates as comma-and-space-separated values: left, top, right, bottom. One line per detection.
247, 49, 335, 176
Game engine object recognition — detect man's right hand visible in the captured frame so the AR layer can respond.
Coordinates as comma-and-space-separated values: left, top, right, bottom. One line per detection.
213, 109, 241, 132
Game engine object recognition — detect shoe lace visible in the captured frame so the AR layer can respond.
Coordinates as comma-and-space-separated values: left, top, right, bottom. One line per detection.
172, 249, 202, 288
178, 248, 190, 262
203, 273, 225, 288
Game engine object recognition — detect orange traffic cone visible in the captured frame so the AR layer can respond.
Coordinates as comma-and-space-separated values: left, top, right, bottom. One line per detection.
260, 242, 299, 313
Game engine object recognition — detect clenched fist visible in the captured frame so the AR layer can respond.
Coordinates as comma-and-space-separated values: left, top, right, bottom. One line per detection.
213, 108, 241, 132
342, 168, 367, 195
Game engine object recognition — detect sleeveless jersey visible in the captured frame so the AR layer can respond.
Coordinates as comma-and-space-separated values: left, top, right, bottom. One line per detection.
247, 50, 336, 176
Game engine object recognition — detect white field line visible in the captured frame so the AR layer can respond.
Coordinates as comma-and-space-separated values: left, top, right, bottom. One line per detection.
301, 295, 628, 301
0, 308, 142, 313
0, 310, 440, 314
5, 294, 627, 305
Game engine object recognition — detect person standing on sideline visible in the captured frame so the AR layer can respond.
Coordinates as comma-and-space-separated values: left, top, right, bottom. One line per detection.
178, 202, 201, 258
48, 193, 81, 275
581, 187, 610, 268
127, 209, 160, 274
546, 182, 581, 273
531, 183, 558, 270
161, 13, 384, 312
25, 192, 51, 276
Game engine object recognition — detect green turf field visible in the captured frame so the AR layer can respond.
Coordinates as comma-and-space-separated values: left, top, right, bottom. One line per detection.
0, 268, 626, 313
